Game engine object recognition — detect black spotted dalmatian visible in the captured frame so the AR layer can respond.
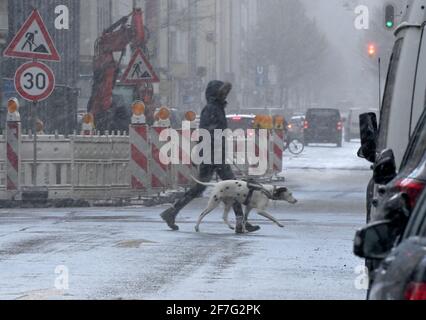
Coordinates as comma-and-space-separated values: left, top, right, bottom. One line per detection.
192, 177, 298, 233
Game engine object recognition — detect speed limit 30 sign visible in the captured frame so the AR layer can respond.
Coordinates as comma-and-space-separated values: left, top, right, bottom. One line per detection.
14, 61, 55, 102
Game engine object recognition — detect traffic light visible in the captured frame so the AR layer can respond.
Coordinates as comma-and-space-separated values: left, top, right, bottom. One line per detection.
385, 4, 395, 29
368, 43, 377, 57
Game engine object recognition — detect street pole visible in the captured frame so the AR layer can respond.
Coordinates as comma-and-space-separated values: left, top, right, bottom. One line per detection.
378, 58, 382, 109
30, 100, 38, 186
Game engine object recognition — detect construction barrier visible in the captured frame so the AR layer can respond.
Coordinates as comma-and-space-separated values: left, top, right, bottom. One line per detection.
271, 129, 285, 174
129, 124, 150, 193
0, 132, 6, 200
228, 129, 274, 179
0, 110, 285, 202
6, 121, 21, 196
150, 126, 171, 191
176, 125, 198, 188
71, 133, 130, 200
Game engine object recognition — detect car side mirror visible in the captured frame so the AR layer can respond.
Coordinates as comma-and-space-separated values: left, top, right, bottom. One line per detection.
373, 149, 397, 185
358, 112, 378, 163
354, 221, 395, 259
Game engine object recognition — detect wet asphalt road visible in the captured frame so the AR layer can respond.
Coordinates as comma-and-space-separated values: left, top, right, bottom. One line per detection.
0, 142, 370, 300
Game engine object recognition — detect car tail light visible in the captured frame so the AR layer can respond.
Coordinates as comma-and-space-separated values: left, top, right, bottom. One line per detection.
337, 121, 343, 131
405, 282, 426, 300
395, 178, 426, 209
232, 116, 242, 121
304, 121, 309, 129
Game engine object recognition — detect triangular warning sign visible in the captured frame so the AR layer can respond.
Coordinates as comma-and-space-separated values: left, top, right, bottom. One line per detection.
3, 9, 60, 62
121, 49, 159, 84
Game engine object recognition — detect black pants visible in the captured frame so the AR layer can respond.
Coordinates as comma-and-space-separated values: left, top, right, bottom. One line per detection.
173, 164, 244, 218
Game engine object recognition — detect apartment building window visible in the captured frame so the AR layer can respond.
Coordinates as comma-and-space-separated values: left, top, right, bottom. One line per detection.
97, 0, 112, 33
168, 0, 188, 64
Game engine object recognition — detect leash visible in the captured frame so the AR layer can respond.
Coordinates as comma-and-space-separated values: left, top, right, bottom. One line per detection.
227, 157, 279, 205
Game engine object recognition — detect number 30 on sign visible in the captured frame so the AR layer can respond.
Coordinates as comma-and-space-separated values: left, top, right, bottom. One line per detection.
14, 61, 55, 102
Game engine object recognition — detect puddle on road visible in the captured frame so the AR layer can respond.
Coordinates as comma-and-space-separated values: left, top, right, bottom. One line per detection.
115, 239, 157, 248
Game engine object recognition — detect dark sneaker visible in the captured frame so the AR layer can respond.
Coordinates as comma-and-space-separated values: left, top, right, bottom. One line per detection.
245, 222, 261, 233
160, 207, 179, 231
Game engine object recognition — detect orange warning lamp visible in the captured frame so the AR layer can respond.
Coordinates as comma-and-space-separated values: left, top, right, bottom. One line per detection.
158, 107, 170, 120
82, 113, 94, 125
185, 111, 197, 122
264, 115, 274, 129
132, 101, 146, 116
274, 116, 285, 129
35, 119, 44, 133
7, 98, 19, 113
255, 115, 273, 129
254, 115, 264, 128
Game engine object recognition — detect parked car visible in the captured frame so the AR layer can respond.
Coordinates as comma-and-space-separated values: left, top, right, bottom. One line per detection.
345, 108, 378, 142
375, 109, 426, 221
358, 0, 426, 224
354, 188, 426, 300
356, 108, 426, 285
226, 114, 256, 131
304, 108, 343, 147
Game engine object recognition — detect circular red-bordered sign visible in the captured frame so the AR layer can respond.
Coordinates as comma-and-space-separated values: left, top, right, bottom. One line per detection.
14, 61, 55, 102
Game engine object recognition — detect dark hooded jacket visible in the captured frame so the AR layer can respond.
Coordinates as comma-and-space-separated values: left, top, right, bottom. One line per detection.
199, 80, 231, 164
199, 80, 229, 133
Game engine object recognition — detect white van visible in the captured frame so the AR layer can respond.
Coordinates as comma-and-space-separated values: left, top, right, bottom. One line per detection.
359, 0, 426, 220
377, 0, 426, 166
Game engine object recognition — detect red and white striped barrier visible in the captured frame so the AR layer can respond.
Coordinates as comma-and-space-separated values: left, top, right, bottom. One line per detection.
150, 127, 170, 191
6, 120, 21, 193
246, 129, 271, 177
129, 124, 150, 191
271, 129, 284, 174
176, 127, 197, 187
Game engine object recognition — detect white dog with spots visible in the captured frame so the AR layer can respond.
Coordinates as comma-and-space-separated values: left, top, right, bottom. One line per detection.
192, 177, 298, 233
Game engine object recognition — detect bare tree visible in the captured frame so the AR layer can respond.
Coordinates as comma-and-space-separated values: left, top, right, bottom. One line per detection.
251, 0, 336, 109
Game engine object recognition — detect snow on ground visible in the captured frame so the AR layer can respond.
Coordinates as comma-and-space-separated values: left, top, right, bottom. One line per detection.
0, 140, 371, 300
283, 141, 370, 171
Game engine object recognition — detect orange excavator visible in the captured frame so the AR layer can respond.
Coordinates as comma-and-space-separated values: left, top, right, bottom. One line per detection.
87, 8, 149, 132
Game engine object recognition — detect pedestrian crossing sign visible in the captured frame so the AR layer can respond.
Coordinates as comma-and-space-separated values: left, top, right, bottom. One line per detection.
121, 49, 159, 84
3, 9, 60, 62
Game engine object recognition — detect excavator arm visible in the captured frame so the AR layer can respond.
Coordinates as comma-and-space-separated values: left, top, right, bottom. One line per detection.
87, 9, 145, 132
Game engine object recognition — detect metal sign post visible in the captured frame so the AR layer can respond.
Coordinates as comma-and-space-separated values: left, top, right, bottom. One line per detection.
4, 9, 60, 188
30, 100, 38, 185
14, 60, 55, 186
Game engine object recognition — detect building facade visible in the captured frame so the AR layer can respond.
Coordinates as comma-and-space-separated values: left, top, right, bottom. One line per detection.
0, 0, 259, 124
144, 0, 259, 113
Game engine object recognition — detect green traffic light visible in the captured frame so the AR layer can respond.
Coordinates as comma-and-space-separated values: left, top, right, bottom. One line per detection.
386, 21, 394, 28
